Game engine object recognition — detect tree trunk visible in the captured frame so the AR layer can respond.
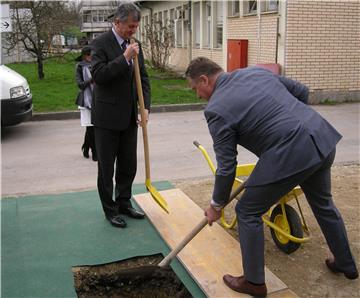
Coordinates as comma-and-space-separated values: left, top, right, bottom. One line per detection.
37, 54, 45, 80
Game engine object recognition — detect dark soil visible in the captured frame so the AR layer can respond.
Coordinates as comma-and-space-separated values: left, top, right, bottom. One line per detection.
72, 254, 192, 298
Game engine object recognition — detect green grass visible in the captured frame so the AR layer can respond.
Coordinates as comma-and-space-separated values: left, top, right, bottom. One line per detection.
148, 68, 201, 105
7, 54, 201, 113
318, 99, 338, 105
7, 53, 79, 112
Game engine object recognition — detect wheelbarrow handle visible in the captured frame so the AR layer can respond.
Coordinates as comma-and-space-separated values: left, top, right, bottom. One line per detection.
193, 140, 201, 148
159, 181, 246, 267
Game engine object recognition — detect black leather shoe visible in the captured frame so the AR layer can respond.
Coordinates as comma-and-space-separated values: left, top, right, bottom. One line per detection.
92, 152, 97, 161
325, 258, 359, 280
105, 214, 127, 228
120, 207, 145, 219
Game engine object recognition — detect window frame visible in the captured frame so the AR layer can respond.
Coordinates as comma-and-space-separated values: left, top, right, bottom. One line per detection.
243, 0, 279, 16
204, 1, 211, 48
228, 0, 240, 17
174, 6, 181, 47
83, 10, 91, 23
214, 1, 223, 49
193, 2, 201, 48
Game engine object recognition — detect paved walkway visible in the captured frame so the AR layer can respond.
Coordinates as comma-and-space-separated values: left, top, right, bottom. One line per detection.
2, 103, 359, 197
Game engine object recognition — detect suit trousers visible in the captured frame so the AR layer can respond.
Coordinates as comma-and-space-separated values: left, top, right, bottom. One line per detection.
235, 149, 357, 284
94, 124, 137, 217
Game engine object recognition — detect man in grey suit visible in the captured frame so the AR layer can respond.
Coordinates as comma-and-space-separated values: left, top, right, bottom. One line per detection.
185, 57, 358, 297
91, 3, 150, 228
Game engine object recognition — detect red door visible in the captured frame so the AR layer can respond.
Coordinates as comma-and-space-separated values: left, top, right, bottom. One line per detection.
227, 39, 248, 72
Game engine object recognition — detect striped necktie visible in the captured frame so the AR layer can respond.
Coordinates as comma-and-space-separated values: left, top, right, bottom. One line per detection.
122, 40, 133, 65
121, 40, 128, 51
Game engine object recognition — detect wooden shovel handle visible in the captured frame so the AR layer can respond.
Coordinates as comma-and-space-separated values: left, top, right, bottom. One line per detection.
131, 39, 151, 180
159, 181, 246, 267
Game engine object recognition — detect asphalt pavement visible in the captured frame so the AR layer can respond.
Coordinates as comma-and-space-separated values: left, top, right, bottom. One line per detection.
2, 103, 359, 197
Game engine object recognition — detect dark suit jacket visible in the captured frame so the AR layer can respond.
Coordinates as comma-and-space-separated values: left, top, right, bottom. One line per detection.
205, 67, 342, 206
90, 30, 150, 130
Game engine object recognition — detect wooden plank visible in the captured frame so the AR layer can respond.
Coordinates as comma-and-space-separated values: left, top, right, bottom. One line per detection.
135, 189, 296, 298
268, 289, 298, 298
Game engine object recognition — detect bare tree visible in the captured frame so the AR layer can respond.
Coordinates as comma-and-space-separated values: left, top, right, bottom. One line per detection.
4, 1, 77, 79
142, 16, 174, 71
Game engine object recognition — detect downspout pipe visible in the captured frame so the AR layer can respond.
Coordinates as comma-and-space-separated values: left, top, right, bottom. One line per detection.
257, 0, 261, 63
188, 1, 192, 63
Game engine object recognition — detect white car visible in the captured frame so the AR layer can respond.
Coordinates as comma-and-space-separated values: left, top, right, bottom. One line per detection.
1, 65, 33, 126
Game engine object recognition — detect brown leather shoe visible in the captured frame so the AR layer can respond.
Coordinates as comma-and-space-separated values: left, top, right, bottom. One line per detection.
325, 258, 358, 280
223, 274, 267, 297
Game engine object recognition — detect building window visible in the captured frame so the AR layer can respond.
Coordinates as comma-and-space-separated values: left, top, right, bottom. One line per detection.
194, 2, 200, 48
266, 0, 278, 12
98, 10, 104, 22
228, 1, 240, 17
175, 6, 182, 48
92, 10, 98, 22
105, 10, 113, 22
183, 4, 189, 47
215, 1, 223, 48
175, 21, 182, 47
170, 9, 175, 47
90, 10, 108, 23
170, 8, 175, 23
140, 16, 144, 42
142, 15, 149, 44
175, 6, 188, 47
164, 10, 168, 24
204, 1, 211, 48
244, 0, 278, 15
247, 0, 257, 14
158, 11, 163, 42
83, 10, 91, 23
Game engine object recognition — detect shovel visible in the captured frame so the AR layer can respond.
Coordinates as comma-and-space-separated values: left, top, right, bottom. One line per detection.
74, 182, 246, 297
116, 180, 246, 278
158, 180, 245, 267
132, 39, 169, 213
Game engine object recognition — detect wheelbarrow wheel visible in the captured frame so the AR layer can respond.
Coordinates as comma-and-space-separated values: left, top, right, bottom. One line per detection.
270, 204, 303, 254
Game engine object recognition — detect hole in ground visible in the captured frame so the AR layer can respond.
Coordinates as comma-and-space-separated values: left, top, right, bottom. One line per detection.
72, 254, 192, 298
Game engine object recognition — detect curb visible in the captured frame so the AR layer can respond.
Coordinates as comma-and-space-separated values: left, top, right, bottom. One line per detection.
31, 103, 206, 122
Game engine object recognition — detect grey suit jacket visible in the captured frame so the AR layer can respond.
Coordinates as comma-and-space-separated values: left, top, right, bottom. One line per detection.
205, 67, 342, 206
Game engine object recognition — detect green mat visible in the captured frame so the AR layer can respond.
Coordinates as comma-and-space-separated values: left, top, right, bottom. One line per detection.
1, 182, 206, 298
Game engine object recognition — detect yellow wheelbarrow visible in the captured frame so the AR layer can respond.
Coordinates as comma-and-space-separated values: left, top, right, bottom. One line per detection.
194, 141, 310, 254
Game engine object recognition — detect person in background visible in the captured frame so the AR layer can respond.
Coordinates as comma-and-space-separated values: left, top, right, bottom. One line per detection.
185, 57, 358, 297
90, 2, 150, 228
75, 45, 97, 161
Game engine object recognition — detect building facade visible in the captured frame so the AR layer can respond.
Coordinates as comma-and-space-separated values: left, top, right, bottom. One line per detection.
139, 0, 360, 103
78, 0, 116, 40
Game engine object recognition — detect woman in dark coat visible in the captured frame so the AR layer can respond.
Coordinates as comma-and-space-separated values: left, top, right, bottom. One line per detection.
75, 46, 97, 161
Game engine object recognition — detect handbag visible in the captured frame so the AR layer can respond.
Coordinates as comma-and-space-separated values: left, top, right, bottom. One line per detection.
75, 91, 84, 107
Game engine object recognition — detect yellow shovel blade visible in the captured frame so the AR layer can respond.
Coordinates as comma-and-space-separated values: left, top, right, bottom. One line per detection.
145, 179, 169, 213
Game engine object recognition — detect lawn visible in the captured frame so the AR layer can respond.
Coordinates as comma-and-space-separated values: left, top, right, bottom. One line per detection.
7, 54, 201, 113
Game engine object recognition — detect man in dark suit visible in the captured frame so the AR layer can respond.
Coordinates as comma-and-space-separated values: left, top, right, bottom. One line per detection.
186, 57, 358, 296
91, 3, 150, 228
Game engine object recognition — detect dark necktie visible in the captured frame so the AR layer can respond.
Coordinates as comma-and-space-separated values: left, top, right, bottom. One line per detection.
121, 40, 128, 51
121, 40, 133, 66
